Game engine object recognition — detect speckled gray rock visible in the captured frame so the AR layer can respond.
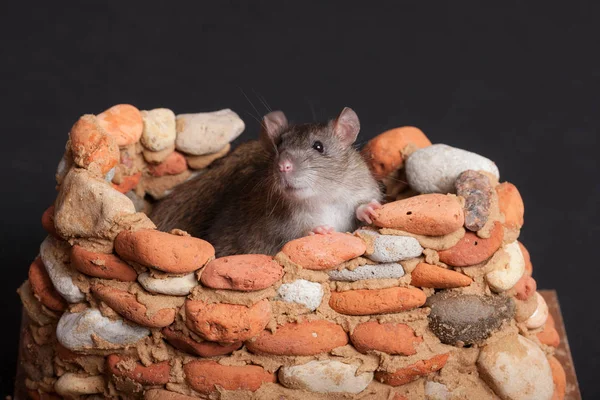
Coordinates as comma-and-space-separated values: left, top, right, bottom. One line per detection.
477, 335, 553, 400
277, 279, 323, 311
455, 170, 493, 231
39, 236, 85, 303
56, 308, 149, 351
175, 109, 245, 155
278, 360, 373, 394
358, 230, 423, 262
427, 292, 515, 345
328, 263, 405, 281
141, 108, 177, 151
406, 144, 500, 194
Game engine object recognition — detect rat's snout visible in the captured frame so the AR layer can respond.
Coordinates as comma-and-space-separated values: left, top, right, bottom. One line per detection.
278, 159, 294, 173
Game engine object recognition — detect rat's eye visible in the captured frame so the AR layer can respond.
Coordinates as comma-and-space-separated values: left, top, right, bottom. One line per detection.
312, 141, 324, 153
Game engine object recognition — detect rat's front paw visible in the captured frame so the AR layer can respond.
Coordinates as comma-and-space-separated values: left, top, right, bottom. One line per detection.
309, 225, 335, 236
356, 199, 382, 225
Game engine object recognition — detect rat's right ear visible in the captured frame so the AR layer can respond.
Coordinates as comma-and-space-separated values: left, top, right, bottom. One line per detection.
260, 111, 288, 151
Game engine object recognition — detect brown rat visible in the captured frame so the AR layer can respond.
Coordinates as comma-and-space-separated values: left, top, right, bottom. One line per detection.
150, 107, 382, 256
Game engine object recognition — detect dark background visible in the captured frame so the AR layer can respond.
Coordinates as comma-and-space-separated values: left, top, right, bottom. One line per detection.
1, 1, 598, 397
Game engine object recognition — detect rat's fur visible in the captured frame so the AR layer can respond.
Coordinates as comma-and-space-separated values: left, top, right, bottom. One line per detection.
150, 110, 381, 256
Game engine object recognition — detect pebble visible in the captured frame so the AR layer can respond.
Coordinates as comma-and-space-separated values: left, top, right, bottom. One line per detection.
525, 292, 549, 329
277, 279, 324, 311
143, 169, 193, 199
427, 291, 515, 345
477, 335, 554, 400
328, 263, 405, 281
375, 353, 449, 386
175, 109, 245, 155
28, 257, 67, 312
537, 314, 560, 347
70, 245, 137, 281
106, 354, 170, 385
69, 114, 120, 175
115, 229, 214, 274
200, 254, 283, 291
138, 271, 198, 296
245, 320, 348, 356
282, 232, 366, 270
18, 281, 57, 326
111, 171, 142, 193
39, 236, 85, 303
350, 321, 422, 355
455, 170, 493, 231
361, 126, 432, 178
184, 360, 275, 394
496, 182, 525, 230
486, 241, 526, 292
90, 283, 177, 328
147, 151, 188, 176
372, 194, 464, 236
97, 104, 144, 146
140, 108, 177, 151
410, 262, 472, 288
41, 205, 60, 239
548, 356, 566, 400
54, 373, 105, 397
425, 381, 451, 400
56, 309, 149, 351
357, 229, 423, 263
405, 144, 500, 194
143, 143, 175, 164
54, 168, 135, 241
186, 143, 231, 169
105, 166, 116, 182
329, 286, 426, 316
161, 327, 242, 357
519, 241, 533, 274
185, 299, 272, 343
279, 360, 373, 394
438, 221, 504, 267
512, 274, 537, 301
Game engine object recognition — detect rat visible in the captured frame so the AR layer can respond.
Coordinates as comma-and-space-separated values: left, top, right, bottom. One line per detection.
150, 107, 382, 256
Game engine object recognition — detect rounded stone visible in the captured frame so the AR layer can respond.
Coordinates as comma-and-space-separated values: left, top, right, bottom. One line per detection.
279, 360, 373, 394
486, 241, 526, 292
405, 144, 500, 194
350, 321, 422, 355
548, 356, 566, 400
138, 271, 197, 296
39, 236, 85, 303
106, 355, 170, 385
97, 104, 144, 146
56, 309, 149, 351
161, 327, 242, 357
375, 354, 449, 386
140, 108, 177, 151
281, 232, 366, 270
147, 151, 187, 177
184, 360, 275, 394
410, 262, 472, 289
186, 143, 230, 169
477, 335, 553, 400
427, 291, 515, 345
70, 245, 137, 282
496, 182, 525, 230
358, 230, 423, 263
525, 292, 549, 329
328, 263, 405, 281
69, 114, 120, 175
277, 279, 324, 311
372, 194, 464, 236
41, 205, 60, 239
54, 373, 105, 397
329, 287, 426, 316
200, 254, 283, 291
111, 171, 142, 193
28, 257, 67, 312
175, 109, 245, 155
438, 221, 504, 267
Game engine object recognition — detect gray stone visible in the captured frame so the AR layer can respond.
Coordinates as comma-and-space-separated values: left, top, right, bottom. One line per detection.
328, 263, 405, 281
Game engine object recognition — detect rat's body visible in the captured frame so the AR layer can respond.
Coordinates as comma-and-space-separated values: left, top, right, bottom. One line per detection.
150, 108, 382, 256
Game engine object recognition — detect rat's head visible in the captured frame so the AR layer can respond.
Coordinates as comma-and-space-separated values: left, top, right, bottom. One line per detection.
260, 107, 361, 201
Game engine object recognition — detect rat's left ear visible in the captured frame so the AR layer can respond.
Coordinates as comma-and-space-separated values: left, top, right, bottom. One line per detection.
260, 110, 288, 151
333, 107, 360, 146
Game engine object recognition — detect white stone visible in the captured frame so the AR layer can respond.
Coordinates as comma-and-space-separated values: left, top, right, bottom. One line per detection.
477, 335, 553, 400
425, 381, 451, 400
358, 229, 423, 263
525, 292, 549, 329
277, 279, 323, 311
56, 308, 149, 351
39, 236, 85, 303
279, 360, 373, 394
138, 271, 198, 296
175, 109, 245, 155
104, 167, 116, 183
55, 373, 105, 397
328, 263, 405, 281
406, 144, 500, 194
486, 241, 525, 292
141, 108, 177, 151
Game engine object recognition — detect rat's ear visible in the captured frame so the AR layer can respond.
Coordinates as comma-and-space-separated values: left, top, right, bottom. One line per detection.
260, 111, 288, 150
333, 107, 360, 146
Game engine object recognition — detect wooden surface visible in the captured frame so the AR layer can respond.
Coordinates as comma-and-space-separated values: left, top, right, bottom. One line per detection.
14, 290, 581, 399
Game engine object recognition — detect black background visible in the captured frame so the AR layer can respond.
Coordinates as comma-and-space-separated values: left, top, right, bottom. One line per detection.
1, 1, 598, 397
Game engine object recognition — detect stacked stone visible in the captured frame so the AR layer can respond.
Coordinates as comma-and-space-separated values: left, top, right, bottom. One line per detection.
19, 109, 565, 400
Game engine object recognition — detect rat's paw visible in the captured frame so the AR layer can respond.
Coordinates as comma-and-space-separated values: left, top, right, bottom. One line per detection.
309, 225, 336, 236
356, 199, 382, 225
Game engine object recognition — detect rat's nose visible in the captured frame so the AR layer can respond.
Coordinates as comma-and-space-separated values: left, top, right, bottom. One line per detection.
278, 160, 293, 173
